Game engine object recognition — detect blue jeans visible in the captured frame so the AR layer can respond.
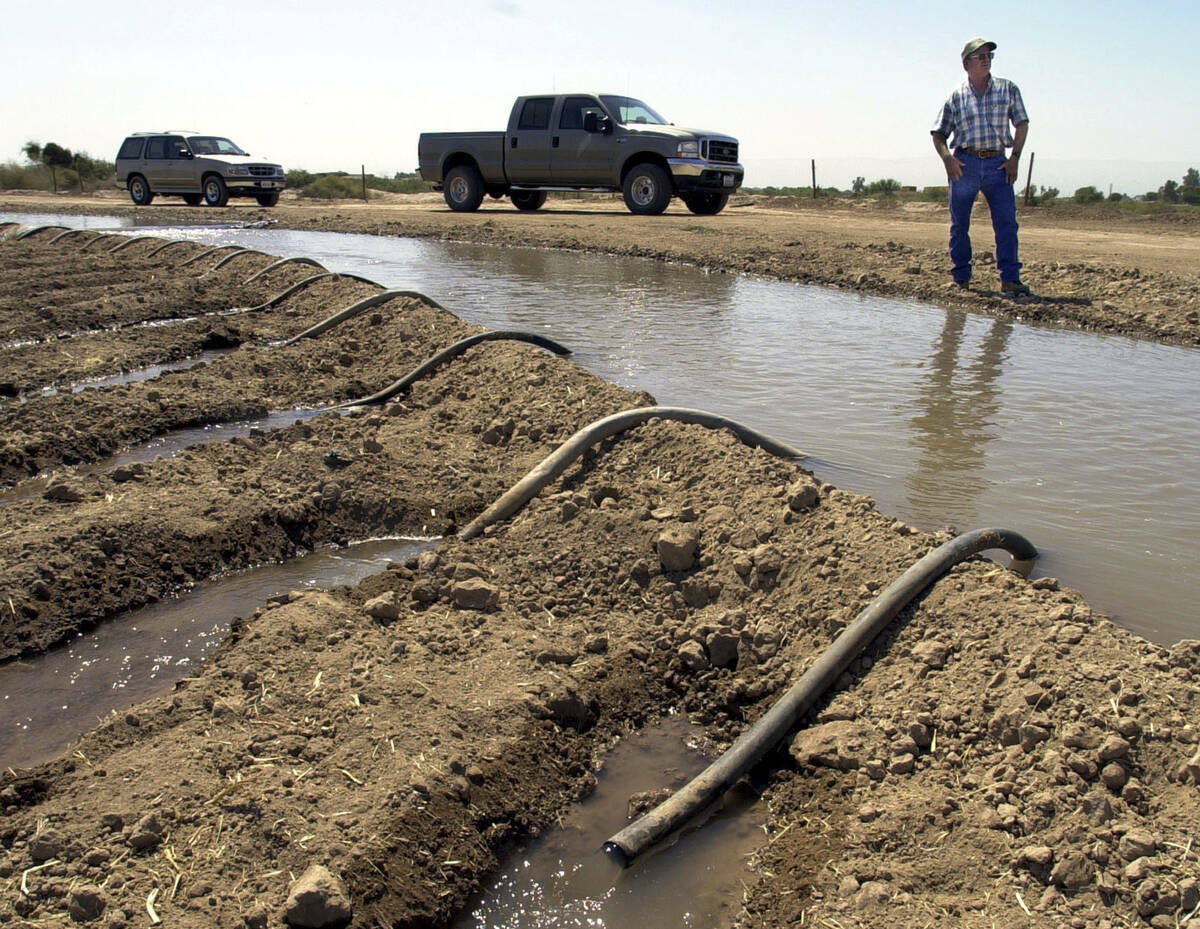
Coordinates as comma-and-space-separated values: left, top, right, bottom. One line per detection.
949, 151, 1021, 285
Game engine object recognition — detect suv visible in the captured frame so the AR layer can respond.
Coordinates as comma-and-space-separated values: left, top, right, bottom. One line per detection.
115, 131, 285, 207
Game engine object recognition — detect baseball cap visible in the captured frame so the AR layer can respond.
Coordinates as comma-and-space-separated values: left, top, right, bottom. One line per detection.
961, 37, 997, 60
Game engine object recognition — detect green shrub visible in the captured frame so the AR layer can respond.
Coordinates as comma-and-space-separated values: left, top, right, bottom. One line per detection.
1073, 185, 1103, 204
297, 174, 373, 199
1181, 186, 1200, 205
866, 178, 900, 197
1032, 185, 1059, 206
1107, 191, 1124, 202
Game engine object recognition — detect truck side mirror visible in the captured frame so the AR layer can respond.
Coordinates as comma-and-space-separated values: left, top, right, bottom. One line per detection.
584, 113, 611, 134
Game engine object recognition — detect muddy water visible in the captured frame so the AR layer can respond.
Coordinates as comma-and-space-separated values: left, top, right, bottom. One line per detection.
0, 408, 330, 508
0, 537, 433, 770
449, 714, 766, 929
6, 216, 1198, 644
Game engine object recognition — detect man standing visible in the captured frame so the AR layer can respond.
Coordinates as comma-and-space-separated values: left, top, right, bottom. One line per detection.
931, 37, 1031, 295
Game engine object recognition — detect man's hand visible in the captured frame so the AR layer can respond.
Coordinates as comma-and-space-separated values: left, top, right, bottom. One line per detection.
1004, 155, 1020, 184
943, 153, 964, 182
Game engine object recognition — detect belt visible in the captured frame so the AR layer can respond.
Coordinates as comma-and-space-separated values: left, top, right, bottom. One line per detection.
959, 148, 1003, 158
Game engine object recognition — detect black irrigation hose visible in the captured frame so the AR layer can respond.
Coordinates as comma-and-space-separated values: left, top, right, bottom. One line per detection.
205, 248, 267, 273
337, 331, 572, 408
14, 225, 68, 240
246, 272, 386, 311
602, 526, 1038, 868
459, 406, 806, 541
47, 229, 93, 245
242, 256, 327, 284
178, 245, 241, 268
109, 235, 160, 253
145, 240, 193, 259
78, 234, 116, 252
280, 289, 446, 345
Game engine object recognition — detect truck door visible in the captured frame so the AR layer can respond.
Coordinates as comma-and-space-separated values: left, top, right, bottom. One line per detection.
551, 96, 617, 186
505, 97, 553, 185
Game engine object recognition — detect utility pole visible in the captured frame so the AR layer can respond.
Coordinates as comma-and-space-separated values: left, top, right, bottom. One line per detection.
811, 159, 817, 199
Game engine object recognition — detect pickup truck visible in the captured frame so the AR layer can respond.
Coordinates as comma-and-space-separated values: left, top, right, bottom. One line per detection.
418, 94, 743, 215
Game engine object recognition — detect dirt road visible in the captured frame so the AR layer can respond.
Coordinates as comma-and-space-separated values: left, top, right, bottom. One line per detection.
0, 201, 1198, 929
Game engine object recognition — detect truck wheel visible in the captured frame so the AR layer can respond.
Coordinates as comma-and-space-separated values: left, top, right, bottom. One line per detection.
182, 194, 202, 206
203, 175, 230, 207
681, 192, 729, 215
127, 175, 154, 206
256, 192, 280, 207
444, 165, 485, 212
511, 191, 547, 211
623, 163, 672, 215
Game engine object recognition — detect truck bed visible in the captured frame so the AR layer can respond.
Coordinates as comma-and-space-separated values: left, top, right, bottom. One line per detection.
417, 132, 505, 186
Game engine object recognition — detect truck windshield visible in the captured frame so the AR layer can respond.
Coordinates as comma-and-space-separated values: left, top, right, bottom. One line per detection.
187, 136, 247, 156
600, 96, 667, 126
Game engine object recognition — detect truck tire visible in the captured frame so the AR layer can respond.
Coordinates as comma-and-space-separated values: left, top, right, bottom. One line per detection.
203, 175, 230, 207
444, 165, 485, 212
511, 191, 547, 211
127, 175, 154, 206
681, 192, 729, 215
182, 194, 202, 206
623, 163, 672, 215
256, 192, 280, 207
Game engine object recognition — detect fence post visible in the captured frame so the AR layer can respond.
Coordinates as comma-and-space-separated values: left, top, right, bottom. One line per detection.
1023, 152, 1035, 205
811, 159, 817, 199
362, 165, 367, 202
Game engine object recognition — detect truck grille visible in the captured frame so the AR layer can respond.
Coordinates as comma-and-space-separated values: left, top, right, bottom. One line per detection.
703, 139, 739, 164
249, 165, 277, 177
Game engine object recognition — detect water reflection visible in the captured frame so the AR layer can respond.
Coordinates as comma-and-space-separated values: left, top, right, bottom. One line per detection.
906, 313, 1011, 526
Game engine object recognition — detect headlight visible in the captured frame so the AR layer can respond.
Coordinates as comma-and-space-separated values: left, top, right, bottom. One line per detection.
226, 166, 250, 177
676, 141, 699, 158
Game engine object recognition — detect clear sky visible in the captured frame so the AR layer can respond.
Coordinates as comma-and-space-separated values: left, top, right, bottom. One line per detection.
3, 0, 1197, 196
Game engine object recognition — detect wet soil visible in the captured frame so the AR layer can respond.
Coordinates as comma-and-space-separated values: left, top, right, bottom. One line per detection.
0, 212, 1198, 929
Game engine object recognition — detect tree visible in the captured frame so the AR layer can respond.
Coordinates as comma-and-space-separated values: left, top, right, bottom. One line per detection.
851, 176, 865, 195
1160, 179, 1179, 203
1184, 167, 1199, 188
23, 139, 73, 193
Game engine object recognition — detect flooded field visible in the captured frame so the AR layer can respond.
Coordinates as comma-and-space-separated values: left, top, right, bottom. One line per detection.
63, 218, 1200, 644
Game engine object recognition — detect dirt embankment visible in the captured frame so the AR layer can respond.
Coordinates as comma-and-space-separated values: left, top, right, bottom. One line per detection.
0, 223, 1198, 929
4, 190, 1200, 346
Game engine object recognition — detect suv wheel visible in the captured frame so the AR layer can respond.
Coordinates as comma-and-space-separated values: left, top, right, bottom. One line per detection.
127, 175, 154, 206
182, 194, 202, 206
623, 163, 672, 215
256, 192, 280, 207
203, 175, 230, 207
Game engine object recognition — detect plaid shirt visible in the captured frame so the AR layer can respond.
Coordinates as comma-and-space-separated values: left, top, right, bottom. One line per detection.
932, 76, 1029, 152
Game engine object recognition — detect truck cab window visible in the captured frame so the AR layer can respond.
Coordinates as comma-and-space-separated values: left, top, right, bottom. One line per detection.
517, 98, 554, 131
559, 97, 604, 131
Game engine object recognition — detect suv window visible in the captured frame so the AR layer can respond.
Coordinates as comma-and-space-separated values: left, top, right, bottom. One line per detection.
517, 98, 554, 131
117, 137, 144, 159
558, 96, 605, 131
187, 136, 246, 156
144, 137, 168, 159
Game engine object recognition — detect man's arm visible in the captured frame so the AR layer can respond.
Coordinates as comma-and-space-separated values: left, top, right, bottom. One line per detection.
932, 132, 963, 182
1005, 121, 1029, 184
